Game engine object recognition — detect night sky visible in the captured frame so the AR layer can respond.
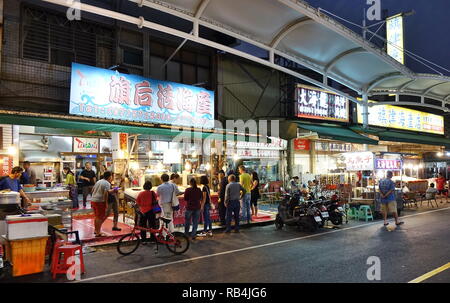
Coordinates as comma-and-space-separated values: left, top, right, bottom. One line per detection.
305, 0, 450, 76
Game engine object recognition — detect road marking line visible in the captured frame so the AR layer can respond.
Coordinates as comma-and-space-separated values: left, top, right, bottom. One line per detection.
75, 206, 450, 283
409, 262, 450, 283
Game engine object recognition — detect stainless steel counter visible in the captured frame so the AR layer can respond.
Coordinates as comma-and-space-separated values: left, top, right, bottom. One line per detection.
25, 189, 70, 200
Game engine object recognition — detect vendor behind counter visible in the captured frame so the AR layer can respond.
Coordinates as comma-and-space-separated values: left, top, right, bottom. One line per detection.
0, 166, 32, 207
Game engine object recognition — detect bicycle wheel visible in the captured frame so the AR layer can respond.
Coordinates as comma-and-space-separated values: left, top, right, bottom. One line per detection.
117, 233, 141, 256
166, 232, 190, 255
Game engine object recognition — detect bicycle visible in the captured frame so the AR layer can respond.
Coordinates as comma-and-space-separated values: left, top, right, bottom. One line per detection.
116, 202, 190, 256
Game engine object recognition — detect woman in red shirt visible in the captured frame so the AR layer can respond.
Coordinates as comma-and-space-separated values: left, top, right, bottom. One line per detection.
136, 181, 160, 243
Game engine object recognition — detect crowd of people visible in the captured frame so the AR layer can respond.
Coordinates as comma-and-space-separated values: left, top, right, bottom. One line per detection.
84, 164, 261, 240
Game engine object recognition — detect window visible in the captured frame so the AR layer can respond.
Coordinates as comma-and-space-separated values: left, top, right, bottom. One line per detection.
167, 61, 181, 83
21, 5, 114, 68
50, 49, 74, 67
123, 48, 143, 66
150, 56, 165, 80
182, 64, 196, 84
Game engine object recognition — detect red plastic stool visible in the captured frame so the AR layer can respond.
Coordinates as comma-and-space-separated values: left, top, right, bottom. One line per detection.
51, 242, 85, 279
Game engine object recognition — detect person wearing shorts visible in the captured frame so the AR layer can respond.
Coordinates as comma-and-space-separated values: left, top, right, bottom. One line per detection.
379, 171, 404, 227
435, 173, 448, 203
91, 171, 117, 237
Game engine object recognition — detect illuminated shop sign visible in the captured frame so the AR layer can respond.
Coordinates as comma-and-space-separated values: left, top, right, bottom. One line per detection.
295, 84, 349, 122
315, 141, 352, 152
357, 102, 444, 135
70, 63, 214, 129
73, 137, 99, 153
344, 152, 374, 171
386, 14, 404, 64
375, 159, 402, 171
293, 139, 310, 151
236, 149, 280, 159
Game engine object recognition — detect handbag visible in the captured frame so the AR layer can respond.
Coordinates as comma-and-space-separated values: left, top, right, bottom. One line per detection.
151, 191, 162, 214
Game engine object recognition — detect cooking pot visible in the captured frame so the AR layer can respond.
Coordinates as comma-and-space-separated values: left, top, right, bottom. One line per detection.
0, 192, 20, 205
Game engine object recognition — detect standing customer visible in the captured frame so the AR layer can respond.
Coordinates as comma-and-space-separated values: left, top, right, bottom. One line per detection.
136, 181, 160, 243
156, 174, 175, 232
106, 179, 121, 232
379, 171, 404, 227
184, 178, 202, 240
79, 162, 97, 208
91, 171, 117, 237
238, 165, 252, 224
218, 170, 228, 226
435, 173, 448, 203
224, 174, 246, 233
170, 173, 184, 196
63, 166, 79, 209
250, 172, 260, 218
199, 175, 213, 237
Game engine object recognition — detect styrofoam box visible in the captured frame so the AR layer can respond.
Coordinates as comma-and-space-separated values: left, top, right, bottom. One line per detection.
6, 214, 48, 240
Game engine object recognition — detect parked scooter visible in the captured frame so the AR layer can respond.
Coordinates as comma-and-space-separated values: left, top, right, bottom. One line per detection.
324, 199, 346, 225
275, 193, 324, 232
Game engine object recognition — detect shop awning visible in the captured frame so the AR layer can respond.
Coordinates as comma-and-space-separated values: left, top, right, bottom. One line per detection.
350, 125, 450, 148
0, 113, 251, 141
297, 123, 378, 145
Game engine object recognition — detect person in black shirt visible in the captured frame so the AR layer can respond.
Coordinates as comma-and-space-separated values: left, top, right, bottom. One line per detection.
218, 170, 228, 226
199, 175, 213, 237
250, 172, 260, 218
79, 162, 97, 208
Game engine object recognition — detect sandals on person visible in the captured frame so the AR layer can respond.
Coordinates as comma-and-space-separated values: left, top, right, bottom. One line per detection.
395, 222, 404, 226
384, 223, 389, 226
95, 233, 107, 237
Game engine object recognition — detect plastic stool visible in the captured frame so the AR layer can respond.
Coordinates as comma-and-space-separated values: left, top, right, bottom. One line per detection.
51, 242, 85, 279
358, 205, 374, 222
347, 207, 359, 219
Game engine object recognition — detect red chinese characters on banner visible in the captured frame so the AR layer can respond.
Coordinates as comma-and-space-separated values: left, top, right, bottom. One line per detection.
0, 156, 13, 176
134, 80, 153, 106
345, 152, 374, 171
177, 87, 195, 113
109, 76, 131, 105
157, 84, 175, 110
196, 91, 211, 115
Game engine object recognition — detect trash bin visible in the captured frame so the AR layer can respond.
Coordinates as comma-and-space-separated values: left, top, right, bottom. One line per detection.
3, 236, 49, 277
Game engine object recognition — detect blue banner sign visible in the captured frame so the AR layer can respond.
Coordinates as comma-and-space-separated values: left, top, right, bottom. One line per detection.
69, 63, 214, 128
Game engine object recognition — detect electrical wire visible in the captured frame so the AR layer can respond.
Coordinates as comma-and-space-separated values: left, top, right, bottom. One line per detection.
318, 8, 450, 76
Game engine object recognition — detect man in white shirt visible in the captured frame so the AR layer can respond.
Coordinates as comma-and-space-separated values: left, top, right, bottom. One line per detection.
157, 173, 175, 232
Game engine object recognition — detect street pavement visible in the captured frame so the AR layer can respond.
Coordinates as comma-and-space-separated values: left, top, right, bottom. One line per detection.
2, 206, 450, 283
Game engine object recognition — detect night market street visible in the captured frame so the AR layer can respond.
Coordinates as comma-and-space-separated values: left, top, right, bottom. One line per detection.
3, 205, 449, 284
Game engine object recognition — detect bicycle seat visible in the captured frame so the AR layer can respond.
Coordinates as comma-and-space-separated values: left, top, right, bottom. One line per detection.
159, 217, 172, 224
